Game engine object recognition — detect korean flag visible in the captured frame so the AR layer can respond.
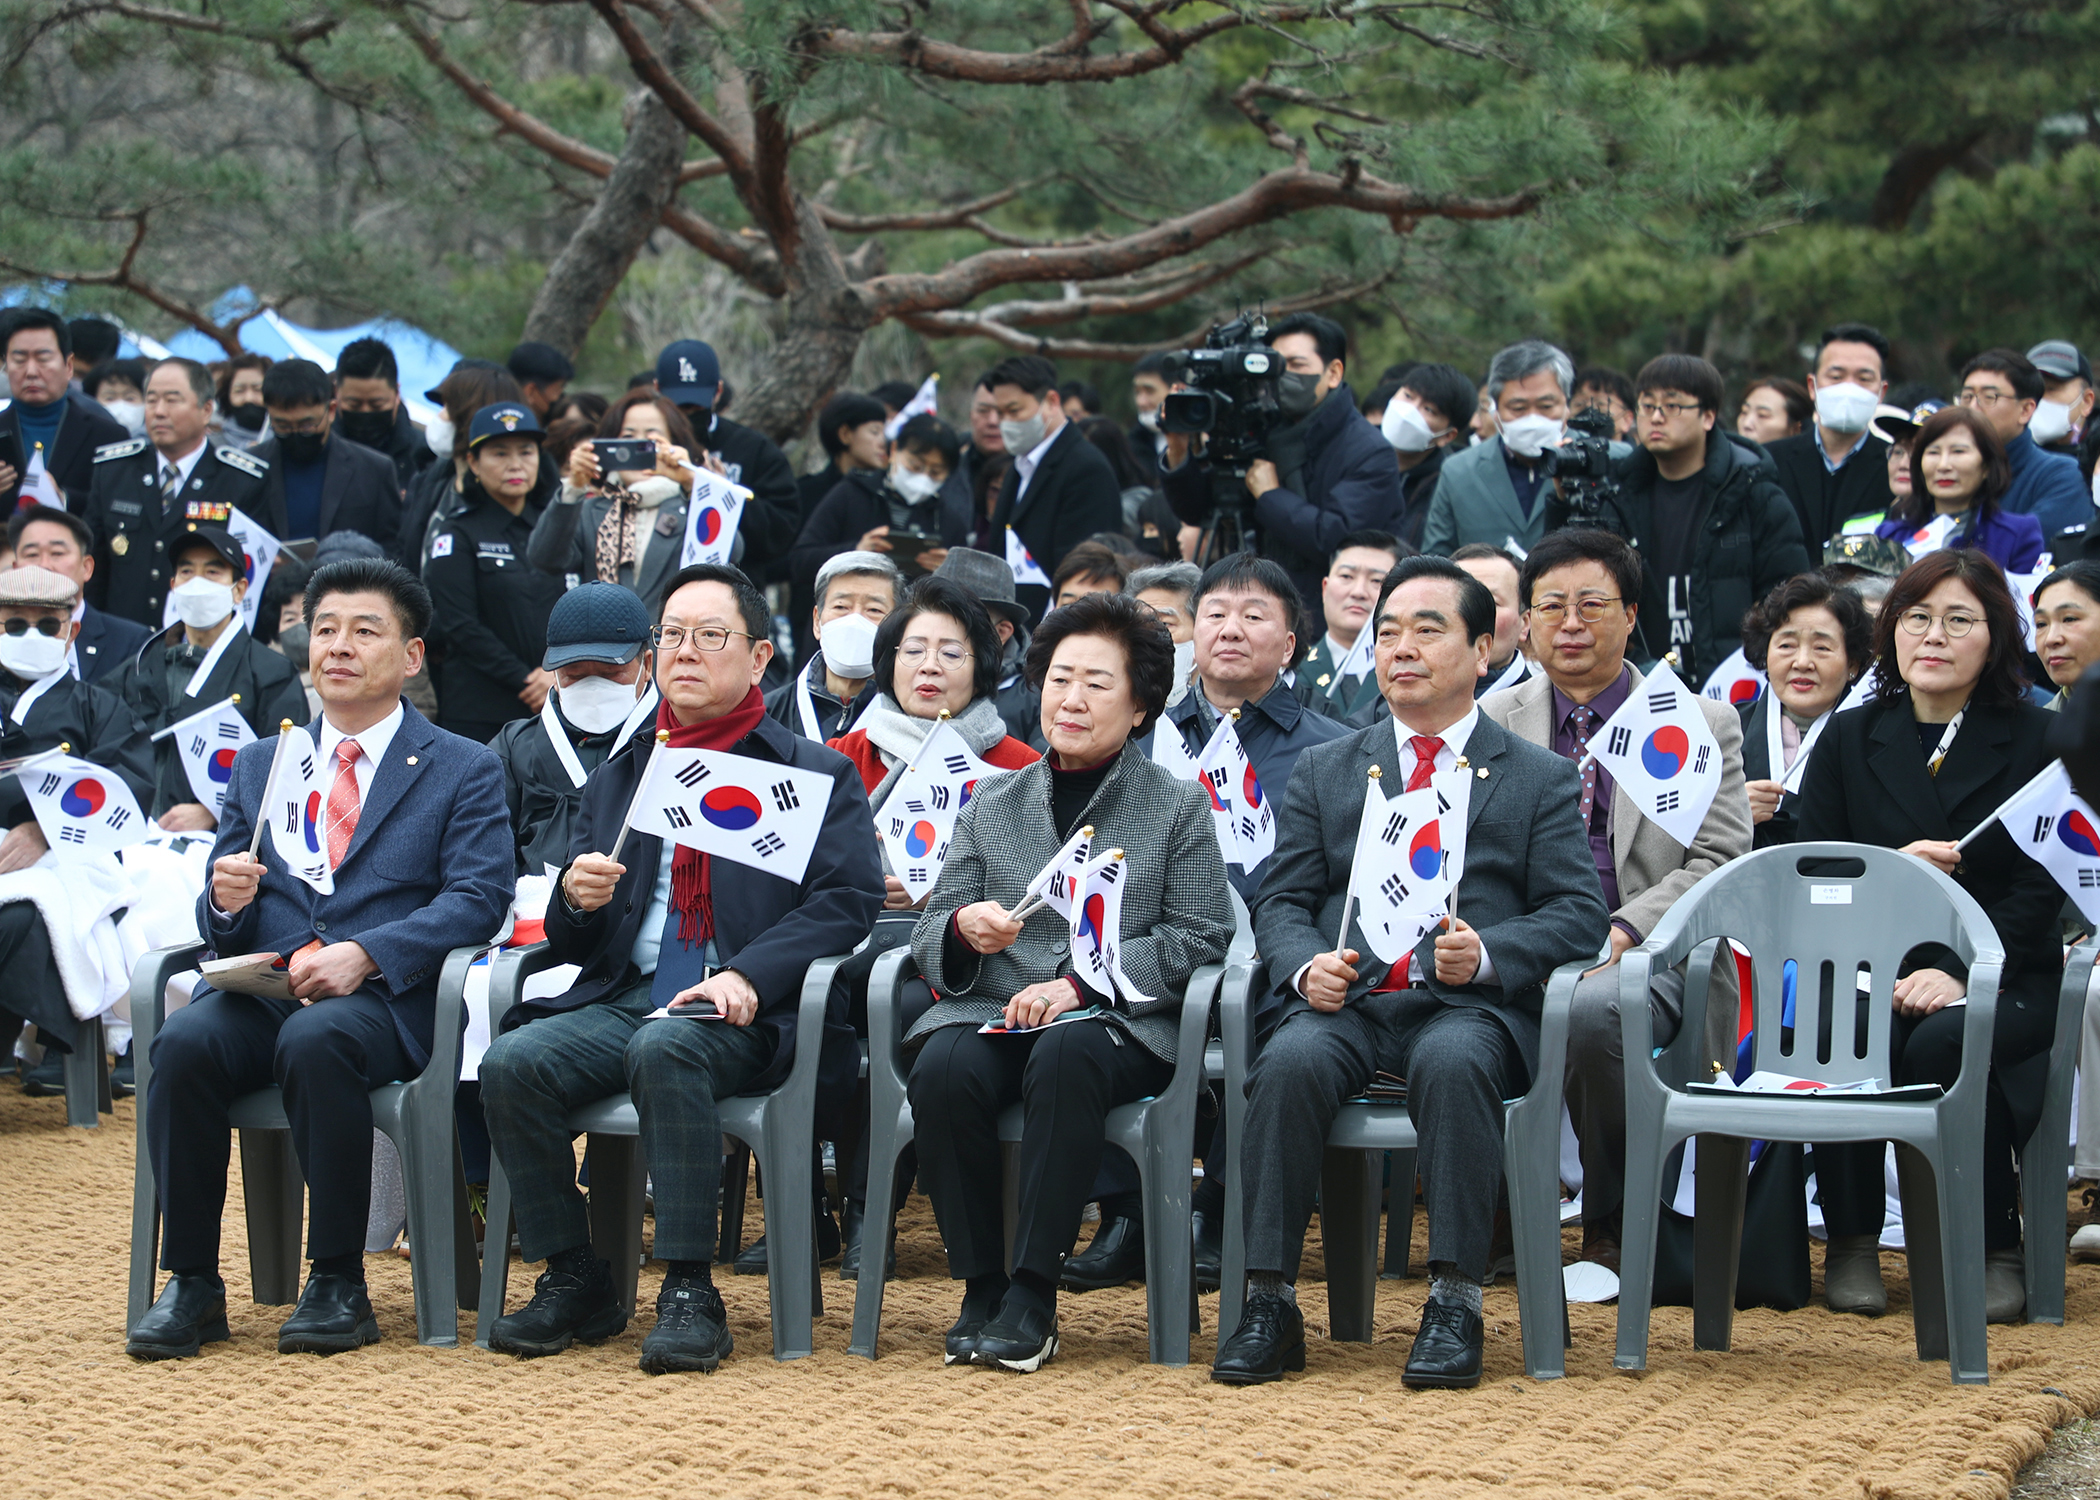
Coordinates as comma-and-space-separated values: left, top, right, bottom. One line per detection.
681, 469, 751, 569
2001, 762, 2100, 927
259, 728, 334, 894
1586, 660, 1724, 848
877, 720, 997, 899
1196, 715, 1274, 873
1344, 778, 1460, 964
1699, 646, 1765, 708
172, 697, 256, 814
21, 754, 150, 859
629, 746, 832, 884
1070, 850, 1153, 1008
1005, 528, 1051, 589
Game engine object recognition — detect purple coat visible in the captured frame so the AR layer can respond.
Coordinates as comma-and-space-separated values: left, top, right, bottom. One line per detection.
1876, 507, 2045, 573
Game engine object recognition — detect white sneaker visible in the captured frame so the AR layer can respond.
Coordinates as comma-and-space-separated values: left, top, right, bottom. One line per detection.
2072, 1223, 2100, 1262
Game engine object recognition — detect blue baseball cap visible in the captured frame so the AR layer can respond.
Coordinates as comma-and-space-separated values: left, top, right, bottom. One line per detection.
655, 340, 721, 409
466, 401, 543, 448
543, 580, 652, 669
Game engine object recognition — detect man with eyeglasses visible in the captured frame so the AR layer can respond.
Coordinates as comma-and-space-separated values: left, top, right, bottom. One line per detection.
1956, 348, 2093, 546
83, 358, 274, 629
477, 562, 883, 1374
1480, 527, 1749, 1285
0, 565, 155, 1095
0, 308, 130, 513
1549, 352, 1806, 688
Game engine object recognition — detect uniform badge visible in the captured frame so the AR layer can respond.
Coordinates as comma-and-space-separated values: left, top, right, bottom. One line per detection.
111, 534, 129, 556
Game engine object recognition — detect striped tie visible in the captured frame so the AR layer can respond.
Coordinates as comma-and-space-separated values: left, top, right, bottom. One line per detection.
325, 739, 362, 869
160, 463, 181, 517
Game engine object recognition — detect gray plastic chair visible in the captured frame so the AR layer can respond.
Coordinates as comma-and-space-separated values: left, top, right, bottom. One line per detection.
475, 947, 853, 1361
125, 937, 491, 1346
847, 946, 1230, 1366
60, 1013, 114, 1128
1613, 841, 2006, 1384
1214, 955, 1589, 1380
2017, 940, 2096, 1326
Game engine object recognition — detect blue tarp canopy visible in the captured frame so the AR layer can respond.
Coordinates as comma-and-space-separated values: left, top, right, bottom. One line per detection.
158, 288, 459, 423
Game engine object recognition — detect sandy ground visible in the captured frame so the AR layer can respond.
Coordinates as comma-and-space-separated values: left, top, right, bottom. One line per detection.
8, 1089, 2100, 1500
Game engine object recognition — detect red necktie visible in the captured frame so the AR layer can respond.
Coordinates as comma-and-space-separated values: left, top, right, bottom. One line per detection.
1405, 735, 1444, 792
326, 739, 362, 869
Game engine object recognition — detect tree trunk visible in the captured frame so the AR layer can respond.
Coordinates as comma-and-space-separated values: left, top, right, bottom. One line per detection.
522, 91, 687, 356
728, 199, 881, 444
1867, 134, 1985, 230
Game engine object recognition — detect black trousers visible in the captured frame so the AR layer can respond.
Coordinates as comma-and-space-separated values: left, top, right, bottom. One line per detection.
1818, 974, 2058, 1252
0, 901, 74, 1044
148, 987, 413, 1273
907, 1020, 1171, 1283
1241, 994, 1521, 1284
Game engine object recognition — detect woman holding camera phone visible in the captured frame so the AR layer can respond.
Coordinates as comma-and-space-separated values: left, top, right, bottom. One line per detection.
527, 390, 716, 614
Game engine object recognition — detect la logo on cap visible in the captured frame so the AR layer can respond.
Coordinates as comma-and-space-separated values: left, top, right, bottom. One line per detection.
679, 358, 697, 382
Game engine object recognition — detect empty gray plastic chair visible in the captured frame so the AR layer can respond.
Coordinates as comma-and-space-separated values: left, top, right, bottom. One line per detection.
126, 937, 491, 1346
1214, 956, 1587, 1380
2018, 941, 2096, 1326
847, 945, 1229, 1365
1613, 841, 2006, 1384
475, 946, 853, 1361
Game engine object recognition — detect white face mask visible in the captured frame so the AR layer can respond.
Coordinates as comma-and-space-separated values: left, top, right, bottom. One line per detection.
425, 413, 455, 462
1498, 412, 1565, 460
1136, 407, 1161, 433
558, 672, 641, 735
889, 464, 943, 504
2030, 398, 2075, 447
1380, 399, 1439, 454
0, 628, 67, 680
169, 577, 236, 630
1814, 381, 1880, 435
104, 400, 146, 436
1172, 637, 1196, 684
999, 412, 1048, 455
819, 611, 879, 679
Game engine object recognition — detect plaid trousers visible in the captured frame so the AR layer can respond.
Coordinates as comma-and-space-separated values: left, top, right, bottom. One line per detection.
479, 979, 771, 1263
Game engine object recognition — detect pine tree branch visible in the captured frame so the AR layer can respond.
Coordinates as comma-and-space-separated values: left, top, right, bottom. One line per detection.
587, 0, 752, 186
0, 209, 257, 356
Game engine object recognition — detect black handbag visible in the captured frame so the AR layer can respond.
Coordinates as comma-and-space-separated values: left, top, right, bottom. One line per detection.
1651, 1137, 1812, 1311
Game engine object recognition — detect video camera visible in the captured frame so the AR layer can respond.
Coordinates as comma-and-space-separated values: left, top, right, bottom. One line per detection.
1541, 407, 1622, 524
1158, 314, 1282, 556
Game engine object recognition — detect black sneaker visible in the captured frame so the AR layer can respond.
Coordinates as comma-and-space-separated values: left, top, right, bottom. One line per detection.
488, 1256, 627, 1357
20, 1051, 64, 1097
639, 1272, 733, 1375
110, 1048, 135, 1098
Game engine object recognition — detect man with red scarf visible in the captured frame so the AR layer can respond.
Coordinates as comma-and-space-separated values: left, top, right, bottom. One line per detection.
477, 563, 885, 1375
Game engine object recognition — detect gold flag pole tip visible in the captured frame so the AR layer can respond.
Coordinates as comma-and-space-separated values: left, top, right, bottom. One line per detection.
230, 693, 241, 704
656, 729, 671, 742
279, 719, 294, 730
1107, 848, 1125, 861
1367, 765, 1382, 780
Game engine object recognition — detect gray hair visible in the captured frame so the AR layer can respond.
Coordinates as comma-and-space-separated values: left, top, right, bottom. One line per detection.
1485, 340, 1574, 405
815, 549, 904, 609
1126, 560, 1201, 609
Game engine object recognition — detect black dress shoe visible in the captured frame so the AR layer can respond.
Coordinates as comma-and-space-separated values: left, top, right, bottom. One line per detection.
975, 1302, 1059, 1372
1192, 1209, 1223, 1294
733, 1210, 843, 1275
1059, 1215, 1146, 1292
839, 1202, 897, 1283
1210, 1291, 1306, 1385
19, 1051, 64, 1097
110, 1048, 135, 1098
639, 1272, 732, 1374
1402, 1299, 1484, 1389
277, 1273, 380, 1355
488, 1256, 627, 1357
126, 1274, 229, 1361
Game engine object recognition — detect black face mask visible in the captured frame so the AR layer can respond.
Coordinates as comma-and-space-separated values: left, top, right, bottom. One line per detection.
227, 402, 267, 433
1275, 371, 1324, 421
277, 429, 327, 464
335, 408, 395, 448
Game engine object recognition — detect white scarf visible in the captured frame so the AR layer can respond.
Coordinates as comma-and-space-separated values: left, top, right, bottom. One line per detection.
1765, 696, 1835, 795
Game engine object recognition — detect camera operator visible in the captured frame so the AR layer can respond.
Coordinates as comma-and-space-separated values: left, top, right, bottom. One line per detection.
1546, 354, 1807, 686
1160, 312, 1400, 612
1423, 339, 1583, 558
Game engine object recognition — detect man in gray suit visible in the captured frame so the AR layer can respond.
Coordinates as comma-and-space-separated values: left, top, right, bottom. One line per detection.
1213, 555, 1608, 1390
1421, 340, 1578, 557
1479, 526, 1750, 1275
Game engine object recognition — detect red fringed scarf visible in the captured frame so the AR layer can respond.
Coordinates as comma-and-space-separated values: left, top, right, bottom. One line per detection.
659, 683, 768, 949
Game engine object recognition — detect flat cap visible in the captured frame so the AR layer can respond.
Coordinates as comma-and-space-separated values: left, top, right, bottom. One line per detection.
0, 565, 81, 608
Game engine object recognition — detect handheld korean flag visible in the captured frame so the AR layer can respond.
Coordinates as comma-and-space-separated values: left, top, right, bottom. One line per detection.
223, 510, 282, 633
1070, 849, 1155, 1008
1343, 775, 1460, 964
878, 719, 997, 899
883, 374, 940, 439
681, 469, 751, 569
627, 746, 832, 884
1151, 721, 1200, 782
1903, 513, 1959, 558
1326, 612, 1376, 695
19, 443, 63, 511
258, 723, 333, 894
21, 753, 149, 858
1012, 825, 1092, 922
1586, 660, 1723, 848
1006, 528, 1051, 589
1700, 646, 1765, 708
1976, 762, 2100, 925
158, 694, 254, 814
1198, 713, 1274, 872
2008, 566, 2052, 652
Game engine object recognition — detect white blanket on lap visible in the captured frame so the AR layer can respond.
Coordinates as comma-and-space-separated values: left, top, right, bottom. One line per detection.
0, 834, 210, 1044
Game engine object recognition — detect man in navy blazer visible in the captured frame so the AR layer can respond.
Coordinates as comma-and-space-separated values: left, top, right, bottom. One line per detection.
128, 558, 512, 1362
478, 563, 883, 1375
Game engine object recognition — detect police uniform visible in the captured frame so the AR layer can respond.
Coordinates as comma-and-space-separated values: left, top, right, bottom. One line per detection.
83, 438, 272, 628
423, 403, 565, 744
112, 625, 309, 819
